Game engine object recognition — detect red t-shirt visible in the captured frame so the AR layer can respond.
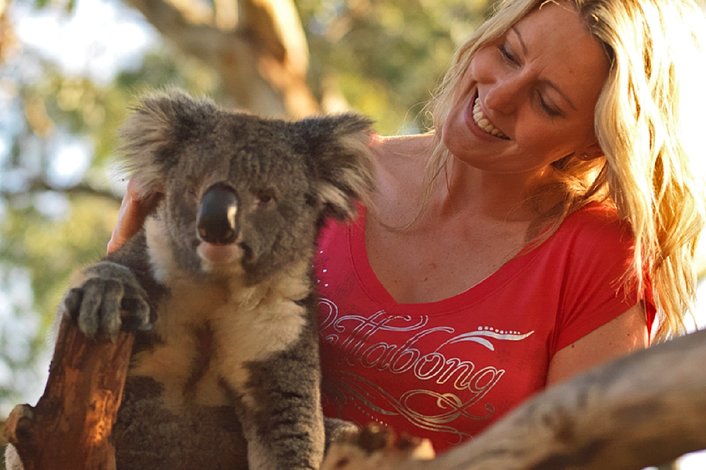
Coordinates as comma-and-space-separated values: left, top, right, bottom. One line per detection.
315, 203, 653, 453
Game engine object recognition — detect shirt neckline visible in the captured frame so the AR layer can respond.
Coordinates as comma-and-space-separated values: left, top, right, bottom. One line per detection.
348, 205, 544, 315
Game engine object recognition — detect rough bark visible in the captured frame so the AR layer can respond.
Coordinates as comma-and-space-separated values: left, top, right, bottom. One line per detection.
5, 317, 132, 470
125, 0, 320, 117
322, 328, 706, 470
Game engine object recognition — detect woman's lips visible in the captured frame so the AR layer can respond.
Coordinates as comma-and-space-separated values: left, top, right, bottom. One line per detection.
464, 91, 510, 140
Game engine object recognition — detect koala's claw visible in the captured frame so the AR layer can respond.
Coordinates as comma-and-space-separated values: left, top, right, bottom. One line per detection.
63, 267, 151, 341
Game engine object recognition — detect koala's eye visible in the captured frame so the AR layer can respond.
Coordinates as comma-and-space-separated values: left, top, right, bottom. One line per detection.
255, 190, 276, 206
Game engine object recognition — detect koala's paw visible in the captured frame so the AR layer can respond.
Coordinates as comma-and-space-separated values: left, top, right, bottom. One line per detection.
63, 262, 151, 341
325, 417, 360, 450
321, 424, 435, 470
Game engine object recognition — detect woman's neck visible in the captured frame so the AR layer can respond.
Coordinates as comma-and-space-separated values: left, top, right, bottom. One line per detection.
432, 156, 563, 224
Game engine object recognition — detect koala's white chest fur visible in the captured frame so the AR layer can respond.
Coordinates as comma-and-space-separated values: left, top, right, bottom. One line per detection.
130, 220, 311, 411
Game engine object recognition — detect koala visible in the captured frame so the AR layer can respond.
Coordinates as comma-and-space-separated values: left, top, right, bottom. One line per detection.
10, 90, 373, 469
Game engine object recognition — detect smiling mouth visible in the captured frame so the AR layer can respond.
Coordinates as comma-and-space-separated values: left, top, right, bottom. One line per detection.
471, 95, 510, 140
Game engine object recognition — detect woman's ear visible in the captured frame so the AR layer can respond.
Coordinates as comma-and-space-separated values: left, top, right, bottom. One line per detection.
579, 142, 604, 161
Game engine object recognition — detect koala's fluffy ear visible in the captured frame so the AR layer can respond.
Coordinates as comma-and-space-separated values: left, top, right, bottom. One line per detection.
119, 89, 218, 197
297, 113, 375, 221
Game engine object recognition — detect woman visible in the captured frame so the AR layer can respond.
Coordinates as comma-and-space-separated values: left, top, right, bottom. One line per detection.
108, 0, 706, 453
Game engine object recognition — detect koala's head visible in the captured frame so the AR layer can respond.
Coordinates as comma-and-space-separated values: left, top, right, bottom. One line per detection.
119, 90, 373, 284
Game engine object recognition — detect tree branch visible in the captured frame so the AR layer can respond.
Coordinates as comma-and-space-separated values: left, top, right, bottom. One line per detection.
124, 0, 319, 117
0, 178, 122, 204
5, 317, 133, 470
323, 329, 706, 469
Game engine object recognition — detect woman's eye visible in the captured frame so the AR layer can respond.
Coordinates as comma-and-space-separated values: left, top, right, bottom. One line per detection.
498, 43, 517, 64
538, 94, 563, 117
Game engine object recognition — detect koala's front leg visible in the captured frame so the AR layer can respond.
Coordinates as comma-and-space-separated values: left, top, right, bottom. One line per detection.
237, 339, 325, 470
64, 262, 152, 341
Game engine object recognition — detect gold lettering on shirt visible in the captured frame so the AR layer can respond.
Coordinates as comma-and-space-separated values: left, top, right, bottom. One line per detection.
319, 298, 534, 441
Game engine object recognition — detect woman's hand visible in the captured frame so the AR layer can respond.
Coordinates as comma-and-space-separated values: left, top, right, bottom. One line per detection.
106, 179, 162, 254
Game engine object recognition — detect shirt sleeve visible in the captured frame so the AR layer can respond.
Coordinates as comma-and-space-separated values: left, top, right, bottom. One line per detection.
551, 210, 652, 354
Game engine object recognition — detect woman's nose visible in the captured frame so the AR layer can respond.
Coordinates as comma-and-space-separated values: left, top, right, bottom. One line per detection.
484, 74, 525, 114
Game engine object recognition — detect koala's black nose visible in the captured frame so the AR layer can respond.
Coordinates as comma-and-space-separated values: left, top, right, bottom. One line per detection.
197, 183, 239, 245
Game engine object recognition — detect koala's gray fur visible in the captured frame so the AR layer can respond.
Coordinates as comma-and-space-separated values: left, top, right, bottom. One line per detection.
7, 90, 372, 470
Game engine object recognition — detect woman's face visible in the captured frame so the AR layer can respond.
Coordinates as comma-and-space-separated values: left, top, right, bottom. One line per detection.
442, 2, 610, 175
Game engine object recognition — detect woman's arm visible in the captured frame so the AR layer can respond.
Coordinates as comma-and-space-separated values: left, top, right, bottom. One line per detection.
106, 179, 161, 254
546, 303, 649, 385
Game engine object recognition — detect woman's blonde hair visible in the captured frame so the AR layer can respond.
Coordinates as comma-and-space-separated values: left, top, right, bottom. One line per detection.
425, 0, 706, 340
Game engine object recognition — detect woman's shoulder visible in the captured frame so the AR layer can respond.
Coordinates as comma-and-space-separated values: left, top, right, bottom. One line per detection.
371, 133, 433, 174
562, 202, 630, 233
551, 202, 634, 253
369, 133, 433, 222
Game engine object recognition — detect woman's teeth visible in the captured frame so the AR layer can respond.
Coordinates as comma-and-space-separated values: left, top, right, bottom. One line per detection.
472, 97, 509, 139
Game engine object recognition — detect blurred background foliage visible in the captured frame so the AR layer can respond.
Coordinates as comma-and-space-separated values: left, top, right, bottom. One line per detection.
0, 0, 497, 458
0, 0, 704, 467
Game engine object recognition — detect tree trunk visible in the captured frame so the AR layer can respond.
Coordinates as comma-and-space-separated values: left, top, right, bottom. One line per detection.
0, 0, 14, 63
323, 328, 706, 470
5, 317, 132, 470
125, 0, 320, 117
